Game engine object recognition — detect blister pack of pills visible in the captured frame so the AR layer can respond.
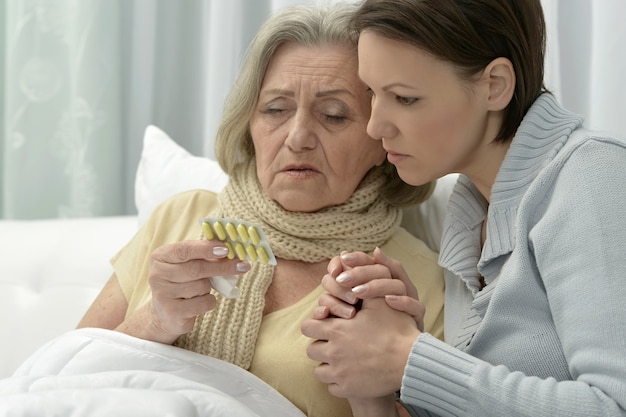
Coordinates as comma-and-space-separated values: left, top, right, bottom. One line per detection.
200, 217, 277, 299
200, 217, 277, 265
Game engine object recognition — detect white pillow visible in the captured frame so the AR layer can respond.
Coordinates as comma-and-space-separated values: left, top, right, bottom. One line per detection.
135, 125, 229, 226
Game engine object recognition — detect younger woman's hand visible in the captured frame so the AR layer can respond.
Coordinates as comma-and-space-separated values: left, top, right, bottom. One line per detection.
347, 395, 400, 417
302, 297, 420, 399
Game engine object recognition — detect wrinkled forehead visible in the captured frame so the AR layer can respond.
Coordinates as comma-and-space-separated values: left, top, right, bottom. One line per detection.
263, 42, 361, 90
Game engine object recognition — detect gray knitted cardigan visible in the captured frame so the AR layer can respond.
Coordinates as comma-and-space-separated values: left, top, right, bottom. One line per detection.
403, 93, 626, 417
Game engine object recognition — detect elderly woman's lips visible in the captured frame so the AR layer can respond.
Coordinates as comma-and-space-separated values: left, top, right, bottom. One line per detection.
283, 164, 318, 172
283, 167, 318, 178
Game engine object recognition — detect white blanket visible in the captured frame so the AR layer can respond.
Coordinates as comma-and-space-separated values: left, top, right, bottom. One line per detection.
0, 328, 306, 417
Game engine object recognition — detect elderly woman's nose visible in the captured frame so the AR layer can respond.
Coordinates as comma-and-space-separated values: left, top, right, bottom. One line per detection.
284, 112, 318, 151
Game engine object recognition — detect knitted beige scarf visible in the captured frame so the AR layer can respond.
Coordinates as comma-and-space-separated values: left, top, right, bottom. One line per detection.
174, 159, 401, 369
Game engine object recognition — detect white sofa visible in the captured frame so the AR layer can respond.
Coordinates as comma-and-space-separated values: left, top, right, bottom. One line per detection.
0, 215, 138, 377
0, 126, 457, 379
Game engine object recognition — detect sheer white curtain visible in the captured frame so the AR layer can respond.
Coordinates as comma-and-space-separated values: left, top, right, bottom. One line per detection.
2, 0, 127, 219
543, 0, 626, 138
0, 0, 282, 219
1, 0, 624, 219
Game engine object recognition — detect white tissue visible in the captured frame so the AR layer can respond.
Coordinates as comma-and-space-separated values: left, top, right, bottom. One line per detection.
210, 276, 241, 299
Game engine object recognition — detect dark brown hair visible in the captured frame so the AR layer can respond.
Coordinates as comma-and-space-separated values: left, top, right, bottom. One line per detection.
352, 0, 548, 143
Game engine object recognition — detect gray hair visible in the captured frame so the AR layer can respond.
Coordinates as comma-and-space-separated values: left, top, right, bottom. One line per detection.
215, 4, 359, 174
215, 3, 434, 207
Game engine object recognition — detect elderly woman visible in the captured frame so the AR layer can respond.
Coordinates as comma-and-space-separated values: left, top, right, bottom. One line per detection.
78, 4, 444, 417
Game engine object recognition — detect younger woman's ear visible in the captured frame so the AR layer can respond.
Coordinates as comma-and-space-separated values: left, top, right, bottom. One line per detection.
483, 57, 516, 111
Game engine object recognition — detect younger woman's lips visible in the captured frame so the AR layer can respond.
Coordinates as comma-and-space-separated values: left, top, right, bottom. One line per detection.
386, 152, 407, 164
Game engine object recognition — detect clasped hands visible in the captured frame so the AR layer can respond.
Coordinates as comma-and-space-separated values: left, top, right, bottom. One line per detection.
301, 248, 424, 415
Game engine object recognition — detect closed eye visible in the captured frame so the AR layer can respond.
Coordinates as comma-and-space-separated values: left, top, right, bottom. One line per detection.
323, 114, 347, 124
264, 108, 286, 115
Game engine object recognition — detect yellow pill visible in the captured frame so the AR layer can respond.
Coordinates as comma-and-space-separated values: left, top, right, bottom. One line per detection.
237, 224, 249, 242
248, 226, 261, 245
257, 246, 270, 264
225, 222, 238, 241
213, 221, 227, 240
234, 242, 246, 260
245, 244, 258, 262
225, 241, 235, 259
202, 222, 214, 240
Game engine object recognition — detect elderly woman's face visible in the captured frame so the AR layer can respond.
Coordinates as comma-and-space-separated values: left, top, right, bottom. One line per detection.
249, 42, 386, 212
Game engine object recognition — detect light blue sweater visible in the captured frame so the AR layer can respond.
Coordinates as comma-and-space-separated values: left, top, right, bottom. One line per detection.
402, 94, 626, 417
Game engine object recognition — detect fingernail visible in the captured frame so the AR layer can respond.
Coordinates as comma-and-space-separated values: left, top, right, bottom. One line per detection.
341, 252, 357, 262
236, 261, 251, 272
213, 246, 229, 257
386, 294, 399, 301
336, 271, 352, 284
345, 291, 357, 304
341, 307, 354, 318
352, 284, 367, 294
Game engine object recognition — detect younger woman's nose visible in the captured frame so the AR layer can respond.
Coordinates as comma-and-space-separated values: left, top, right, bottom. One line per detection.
367, 102, 396, 141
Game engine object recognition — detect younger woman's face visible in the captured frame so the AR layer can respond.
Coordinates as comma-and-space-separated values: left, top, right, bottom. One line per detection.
358, 30, 501, 186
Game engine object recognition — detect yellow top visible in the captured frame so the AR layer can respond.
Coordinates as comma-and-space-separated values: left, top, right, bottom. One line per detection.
113, 190, 444, 417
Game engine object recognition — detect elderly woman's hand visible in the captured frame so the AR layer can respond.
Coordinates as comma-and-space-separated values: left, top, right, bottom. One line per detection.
140, 239, 250, 344
314, 248, 425, 331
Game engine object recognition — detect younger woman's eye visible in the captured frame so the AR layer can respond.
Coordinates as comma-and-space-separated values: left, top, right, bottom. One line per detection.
396, 95, 418, 105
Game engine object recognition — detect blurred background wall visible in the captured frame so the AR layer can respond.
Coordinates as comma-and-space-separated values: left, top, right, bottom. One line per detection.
1, 0, 624, 219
